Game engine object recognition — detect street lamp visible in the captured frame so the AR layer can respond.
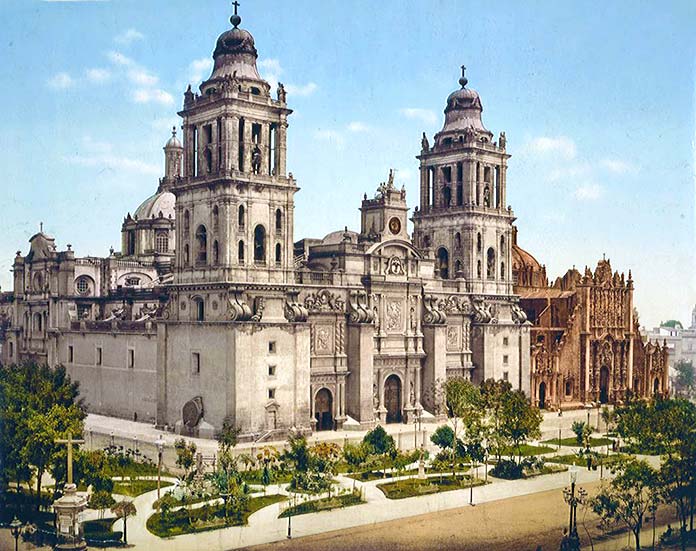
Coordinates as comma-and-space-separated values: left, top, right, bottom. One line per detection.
10, 516, 22, 551
155, 436, 166, 503
562, 466, 587, 551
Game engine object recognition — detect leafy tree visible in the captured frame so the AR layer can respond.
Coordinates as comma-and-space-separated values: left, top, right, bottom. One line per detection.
216, 417, 240, 456
590, 457, 659, 551
89, 490, 115, 519
479, 378, 513, 462
430, 425, 466, 462
571, 421, 593, 448
362, 425, 396, 478
343, 442, 368, 490
111, 499, 137, 544
442, 377, 482, 478
600, 406, 615, 435
674, 360, 695, 397
282, 433, 311, 473
174, 438, 197, 480
499, 389, 542, 465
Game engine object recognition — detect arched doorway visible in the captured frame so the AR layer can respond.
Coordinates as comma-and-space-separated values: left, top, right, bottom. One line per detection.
599, 366, 610, 404
314, 388, 333, 431
384, 375, 402, 423
653, 378, 660, 395
538, 382, 547, 409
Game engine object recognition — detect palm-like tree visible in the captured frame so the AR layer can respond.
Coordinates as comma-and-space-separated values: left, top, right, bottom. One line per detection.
110, 499, 137, 544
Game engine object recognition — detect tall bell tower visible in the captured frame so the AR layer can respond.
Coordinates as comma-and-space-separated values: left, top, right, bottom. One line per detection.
412, 67, 514, 296
172, 5, 296, 286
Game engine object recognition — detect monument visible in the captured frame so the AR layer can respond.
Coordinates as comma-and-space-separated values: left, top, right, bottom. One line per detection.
53, 432, 88, 551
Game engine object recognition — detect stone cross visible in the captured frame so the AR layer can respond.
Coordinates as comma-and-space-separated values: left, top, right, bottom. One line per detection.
55, 432, 85, 486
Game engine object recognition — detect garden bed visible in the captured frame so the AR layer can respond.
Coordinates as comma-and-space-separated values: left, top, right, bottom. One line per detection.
146, 494, 286, 537
542, 437, 614, 448
240, 470, 293, 485
499, 444, 556, 457
113, 479, 173, 497
377, 475, 486, 500
278, 492, 363, 518
83, 518, 123, 547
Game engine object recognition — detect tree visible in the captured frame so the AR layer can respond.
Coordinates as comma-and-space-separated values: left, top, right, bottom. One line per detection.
442, 377, 482, 478
499, 389, 542, 465
89, 490, 115, 519
174, 438, 197, 480
600, 406, 615, 435
674, 360, 695, 397
343, 442, 368, 490
111, 499, 137, 544
571, 421, 592, 448
479, 378, 513, 462
362, 425, 396, 478
590, 458, 659, 551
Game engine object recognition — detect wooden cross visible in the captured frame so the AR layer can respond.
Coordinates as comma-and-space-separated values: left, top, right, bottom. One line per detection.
55, 432, 85, 485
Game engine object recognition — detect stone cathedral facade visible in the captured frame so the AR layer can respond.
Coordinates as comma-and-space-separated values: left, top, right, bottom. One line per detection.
0, 11, 663, 438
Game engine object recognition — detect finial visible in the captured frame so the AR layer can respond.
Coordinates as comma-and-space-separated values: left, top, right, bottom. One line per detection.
171, 126, 177, 138
230, 0, 242, 28
40, 221, 43, 232
459, 65, 468, 88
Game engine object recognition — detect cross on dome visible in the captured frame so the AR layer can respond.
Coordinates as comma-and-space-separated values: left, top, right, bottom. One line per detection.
231, 0, 242, 28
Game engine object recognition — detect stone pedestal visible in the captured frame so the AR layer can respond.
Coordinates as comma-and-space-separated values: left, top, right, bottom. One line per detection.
53, 484, 88, 551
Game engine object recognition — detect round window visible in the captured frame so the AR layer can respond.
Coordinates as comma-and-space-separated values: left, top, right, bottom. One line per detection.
388, 217, 401, 235
75, 277, 90, 296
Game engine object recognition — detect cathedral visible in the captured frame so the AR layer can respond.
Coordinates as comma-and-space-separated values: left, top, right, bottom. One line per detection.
0, 9, 665, 439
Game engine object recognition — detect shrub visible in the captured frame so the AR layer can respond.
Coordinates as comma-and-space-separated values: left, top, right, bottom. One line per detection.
490, 458, 523, 479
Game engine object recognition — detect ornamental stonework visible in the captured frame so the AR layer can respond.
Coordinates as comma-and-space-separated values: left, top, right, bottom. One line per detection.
385, 299, 403, 333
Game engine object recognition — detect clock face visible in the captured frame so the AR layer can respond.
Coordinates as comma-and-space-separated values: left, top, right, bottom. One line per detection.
389, 217, 401, 235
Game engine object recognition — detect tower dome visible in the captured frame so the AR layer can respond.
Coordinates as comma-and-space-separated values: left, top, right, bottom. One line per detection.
164, 126, 182, 150
440, 66, 491, 136
207, 8, 263, 83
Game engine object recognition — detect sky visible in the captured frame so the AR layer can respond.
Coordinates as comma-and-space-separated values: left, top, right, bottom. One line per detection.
0, 0, 694, 329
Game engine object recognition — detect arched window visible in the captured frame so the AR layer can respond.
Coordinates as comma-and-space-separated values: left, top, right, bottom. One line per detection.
212, 205, 219, 231
500, 261, 505, 280
275, 208, 283, 232
275, 243, 282, 264
126, 230, 136, 256
156, 231, 169, 253
254, 225, 266, 263
193, 297, 205, 321
34, 313, 42, 332
443, 186, 452, 207
500, 235, 505, 250
476, 233, 482, 253
238, 205, 245, 228
213, 240, 219, 265
195, 225, 207, 265
454, 260, 462, 276
204, 148, 212, 173
184, 210, 190, 232
184, 244, 190, 265
477, 260, 482, 278
238, 240, 245, 263
454, 232, 461, 249
436, 247, 449, 279
487, 247, 495, 279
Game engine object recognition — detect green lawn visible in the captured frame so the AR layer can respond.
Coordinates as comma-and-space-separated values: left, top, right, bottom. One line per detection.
499, 444, 556, 457
240, 469, 293, 485
347, 465, 470, 482
146, 494, 286, 537
542, 437, 614, 448
152, 492, 217, 510
278, 492, 364, 518
377, 475, 486, 500
113, 479, 173, 497
83, 518, 123, 546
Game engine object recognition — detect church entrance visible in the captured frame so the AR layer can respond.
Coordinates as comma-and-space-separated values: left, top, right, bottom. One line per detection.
538, 382, 546, 409
599, 366, 610, 404
314, 388, 333, 431
384, 375, 402, 423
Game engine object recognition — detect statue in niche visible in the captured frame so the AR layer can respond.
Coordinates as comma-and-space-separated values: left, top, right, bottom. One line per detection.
483, 186, 491, 207
251, 145, 262, 174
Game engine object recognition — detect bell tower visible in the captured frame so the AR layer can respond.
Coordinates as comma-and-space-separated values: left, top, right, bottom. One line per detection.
172, 6, 296, 285
413, 67, 514, 296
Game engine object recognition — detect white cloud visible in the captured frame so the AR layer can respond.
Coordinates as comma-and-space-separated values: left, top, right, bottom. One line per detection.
601, 158, 637, 174
47, 72, 74, 89
574, 184, 604, 201
347, 121, 369, 133
400, 108, 437, 125
188, 58, 213, 85
85, 68, 111, 83
393, 168, 413, 182
258, 58, 282, 77
133, 88, 175, 106
527, 136, 577, 160
315, 129, 344, 147
114, 28, 144, 46
548, 162, 591, 182
107, 51, 135, 67
64, 137, 159, 176
286, 82, 317, 96
128, 68, 158, 87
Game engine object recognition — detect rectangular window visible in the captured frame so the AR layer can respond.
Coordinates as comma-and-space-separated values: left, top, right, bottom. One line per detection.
128, 349, 134, 369
268, 388, 275, 400
68, 345, 74, 363
192, 352, 201, 375
268, 365, 276, 377
503, 371, 509, 382
503, 355, 509, 365
268, 341, 276, 354
96, 347, 102, 366
9, 341, 13, 357
502, 337, 509, 346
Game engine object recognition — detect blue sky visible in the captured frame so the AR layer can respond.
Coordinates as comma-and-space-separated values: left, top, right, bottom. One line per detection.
0, 0, 694, 329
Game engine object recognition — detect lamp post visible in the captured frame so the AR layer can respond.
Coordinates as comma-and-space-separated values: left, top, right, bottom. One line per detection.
10, 516, 22, 551
155, 436, 165, 503
481, 438, 489, 483
562, 466, 586, 551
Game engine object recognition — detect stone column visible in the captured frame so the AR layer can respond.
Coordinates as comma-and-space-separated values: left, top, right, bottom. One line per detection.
500, 164, 507, 210
276, 121, 288, 177
419, 164, 428, 212
243, 120, 252, 174
211, 119, 219, 172
184, 124, 195, 177
346, 323, 376, 426
422, 324, 446, 417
